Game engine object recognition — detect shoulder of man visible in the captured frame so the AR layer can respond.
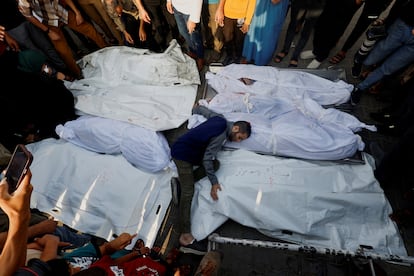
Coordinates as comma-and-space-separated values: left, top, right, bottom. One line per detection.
192, 105, 224, 119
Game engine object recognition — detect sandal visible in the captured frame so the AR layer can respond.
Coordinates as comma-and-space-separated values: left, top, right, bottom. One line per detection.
329, 51, 346, 64
288, 59, 298, 68
273, 52, 287, 63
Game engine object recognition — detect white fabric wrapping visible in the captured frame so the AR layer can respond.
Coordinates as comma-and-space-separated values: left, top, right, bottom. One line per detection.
206, 63, 353, 106
26, 139, 174, 246
55, 115, 174, 173
191, 150, 407, 257
65, 41, 199, 131
197, 91, 376, 160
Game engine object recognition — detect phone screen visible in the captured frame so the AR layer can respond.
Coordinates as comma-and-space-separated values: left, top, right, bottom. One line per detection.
4, 144, 33, 194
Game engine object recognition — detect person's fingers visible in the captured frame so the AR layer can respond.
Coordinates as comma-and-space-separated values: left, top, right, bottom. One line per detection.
59, 241, 72, 247
0, 178, 9, 197
121, 233, 134, 243
16, 170, 33, 196
211, 191, 218, 201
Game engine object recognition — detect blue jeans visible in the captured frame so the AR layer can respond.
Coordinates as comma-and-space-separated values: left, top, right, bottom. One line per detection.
358, 18, 414, 90
173, 7, 204, 58
54, 225, 92, 248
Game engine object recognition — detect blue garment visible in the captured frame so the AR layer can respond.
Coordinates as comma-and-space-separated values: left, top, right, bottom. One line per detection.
171, 116, 227, 165
358, 18, 414, 90
242, 0, 289, 65
62, 242, 101, 270
53, 225, 92, 248
173, 7, 204, 58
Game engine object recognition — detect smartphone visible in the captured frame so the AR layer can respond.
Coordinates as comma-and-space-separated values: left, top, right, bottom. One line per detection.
4, 144, 33, 194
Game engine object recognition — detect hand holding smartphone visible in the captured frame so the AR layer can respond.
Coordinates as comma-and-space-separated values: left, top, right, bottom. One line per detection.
3, 144, 33, 194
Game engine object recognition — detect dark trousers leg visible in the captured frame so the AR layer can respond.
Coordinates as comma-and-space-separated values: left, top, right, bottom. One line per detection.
313, 0, 358, 61
173, 159, 220, 234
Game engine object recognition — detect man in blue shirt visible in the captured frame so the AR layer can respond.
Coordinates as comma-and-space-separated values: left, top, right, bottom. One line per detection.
171, 105, 251, 255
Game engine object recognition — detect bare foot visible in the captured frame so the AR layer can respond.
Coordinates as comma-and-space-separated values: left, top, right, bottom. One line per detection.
274, 52, 287, 63
179, 233, 195, 246
194, 251, 222, 276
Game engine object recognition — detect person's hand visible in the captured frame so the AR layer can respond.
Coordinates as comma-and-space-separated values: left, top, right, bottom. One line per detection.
240, 23, 249, 34
138, 27, 147, 41
187, 21, 196, 34
214, 9, 224, 27
74, 12, 84, 26
47, 29, 61, 41
0, 170, 33, 223
27, 234, 70, 251
166, 1, 173, 14
136, 246, 151, 256
26, 217, 59, 242
210, 183, 221, 201
34, 219, 59, 234
115, 5, 123, 16
139, 9, 151, 24
124, 31, 134, 44
0, 25, 5, 41
106, 232, 137, 252
271, 0, 281, 4
4, 33, 20, 51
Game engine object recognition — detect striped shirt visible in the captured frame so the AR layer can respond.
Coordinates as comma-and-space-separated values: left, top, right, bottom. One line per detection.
18, 0, 68, 27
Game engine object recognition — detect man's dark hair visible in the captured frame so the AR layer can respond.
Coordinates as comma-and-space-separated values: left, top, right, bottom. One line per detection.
234, 121, 252, 137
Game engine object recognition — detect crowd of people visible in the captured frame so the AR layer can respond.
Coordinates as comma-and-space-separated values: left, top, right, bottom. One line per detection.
1, 0, 413, 81
1, 0, 414, 275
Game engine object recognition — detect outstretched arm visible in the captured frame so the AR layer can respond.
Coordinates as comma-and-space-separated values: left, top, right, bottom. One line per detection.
0, 171, 33, 275
215, 0, 225, 27
100, 233, 137, 256
0, 219, 57, 251
63, 0, 85, 25
27, 234, 70, 261
132, 0, 151, 23
192, 105, 224, 119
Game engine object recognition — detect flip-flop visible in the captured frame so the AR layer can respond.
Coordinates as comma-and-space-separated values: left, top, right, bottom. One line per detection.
273, 52, 287, 63
329, 51, 346, 64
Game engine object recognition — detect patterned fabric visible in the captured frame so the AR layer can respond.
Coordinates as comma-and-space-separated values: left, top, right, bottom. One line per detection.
18, 0, 69, 26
